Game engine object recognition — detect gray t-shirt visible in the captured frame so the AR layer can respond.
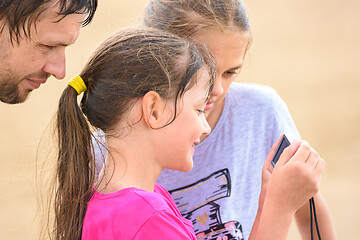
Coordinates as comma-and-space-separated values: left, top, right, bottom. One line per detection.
156, 82, 300, 240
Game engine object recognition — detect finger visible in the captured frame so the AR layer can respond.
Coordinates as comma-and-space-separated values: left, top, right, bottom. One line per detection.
309, 146, 320, 160
264, 135, 285, 173
314, 157, 326, 175
291, 140, 311, 164
312, 158, 325, 191
276, 138, 301, 167
304, 151, 320, 169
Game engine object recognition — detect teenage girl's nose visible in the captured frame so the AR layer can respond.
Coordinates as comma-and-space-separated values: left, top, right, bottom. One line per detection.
201, 115, 211, 136
211, 76, 224, 97
42, 47, 66, 80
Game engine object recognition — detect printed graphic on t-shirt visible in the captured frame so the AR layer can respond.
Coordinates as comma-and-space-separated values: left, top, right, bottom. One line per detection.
168, 169, 244, 240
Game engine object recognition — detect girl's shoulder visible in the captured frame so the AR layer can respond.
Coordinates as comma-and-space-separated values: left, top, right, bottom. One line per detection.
83, 186, 178, 234
229, 82, 281, 104
83, 186, 188, 239
89, 185, 171, 213
226, 82, 287, 113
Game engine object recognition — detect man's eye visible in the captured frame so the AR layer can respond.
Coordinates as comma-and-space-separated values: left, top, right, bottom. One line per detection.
44, 45, 56, 50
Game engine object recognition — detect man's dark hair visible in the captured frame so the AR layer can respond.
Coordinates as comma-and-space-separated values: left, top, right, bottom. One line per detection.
0, 0, 98, 43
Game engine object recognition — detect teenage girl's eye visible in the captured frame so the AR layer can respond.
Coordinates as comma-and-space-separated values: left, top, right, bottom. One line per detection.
223, 70, 239, 78
197, 109, 205, 115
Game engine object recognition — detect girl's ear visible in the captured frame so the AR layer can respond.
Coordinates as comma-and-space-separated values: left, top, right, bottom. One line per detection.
142, 91, 168, 129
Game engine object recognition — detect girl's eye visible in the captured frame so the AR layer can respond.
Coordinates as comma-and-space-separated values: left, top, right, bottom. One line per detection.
223, 70, 240, 78
197, 109, 205, 115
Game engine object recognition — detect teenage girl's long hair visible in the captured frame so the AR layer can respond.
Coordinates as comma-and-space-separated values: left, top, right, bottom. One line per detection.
51, 27, 215, 240
144, 0, 252, 70
144, 0, 251, 37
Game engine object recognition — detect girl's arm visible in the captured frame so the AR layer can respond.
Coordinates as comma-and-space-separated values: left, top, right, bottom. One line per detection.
249, 135, 282, 240
295, 192, 336, 240
250, 138, 325, 240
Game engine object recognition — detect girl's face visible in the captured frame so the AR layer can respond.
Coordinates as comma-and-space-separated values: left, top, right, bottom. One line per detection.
192, 28, 251, 125
156, 68, 211, 172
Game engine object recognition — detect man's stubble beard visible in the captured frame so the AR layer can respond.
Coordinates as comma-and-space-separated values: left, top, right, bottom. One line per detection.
0, 76, 29, 104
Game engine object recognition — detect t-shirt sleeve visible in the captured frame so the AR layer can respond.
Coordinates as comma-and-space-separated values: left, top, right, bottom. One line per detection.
270, 89, 301, 141
230, 83, 300, 143
133, 210, 196, 240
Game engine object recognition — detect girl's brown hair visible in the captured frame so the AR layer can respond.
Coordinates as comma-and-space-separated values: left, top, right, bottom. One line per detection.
143, 0, 251, 38
52, 27, 215, 240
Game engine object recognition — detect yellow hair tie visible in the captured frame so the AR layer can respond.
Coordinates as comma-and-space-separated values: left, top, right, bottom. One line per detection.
68, 76, 87, 95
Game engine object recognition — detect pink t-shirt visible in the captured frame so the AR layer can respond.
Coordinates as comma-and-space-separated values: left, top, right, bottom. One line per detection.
82, 183, 196, 239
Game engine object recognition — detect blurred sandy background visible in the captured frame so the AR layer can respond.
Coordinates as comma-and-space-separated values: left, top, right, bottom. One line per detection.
0, 0, 359, 239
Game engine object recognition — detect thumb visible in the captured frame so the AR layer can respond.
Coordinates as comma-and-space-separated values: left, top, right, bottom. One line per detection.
264, 134, 284, 173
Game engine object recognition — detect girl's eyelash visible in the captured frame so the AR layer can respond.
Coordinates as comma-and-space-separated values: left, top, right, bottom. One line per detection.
225, 71, 239, 75
198, 109, 205, 114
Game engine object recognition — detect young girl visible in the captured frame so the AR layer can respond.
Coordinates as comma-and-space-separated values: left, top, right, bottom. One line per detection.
53, 27, 216, 239
143, 0, 336, 239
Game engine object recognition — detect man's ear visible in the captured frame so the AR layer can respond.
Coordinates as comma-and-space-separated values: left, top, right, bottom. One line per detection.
142, 91, 168, 129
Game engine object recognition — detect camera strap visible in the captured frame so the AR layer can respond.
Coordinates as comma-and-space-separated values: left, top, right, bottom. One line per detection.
310, 197, 321, 240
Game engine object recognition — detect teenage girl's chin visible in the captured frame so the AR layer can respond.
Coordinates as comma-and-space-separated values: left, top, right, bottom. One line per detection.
182, 158, 194, 172
181, 153, 194, 172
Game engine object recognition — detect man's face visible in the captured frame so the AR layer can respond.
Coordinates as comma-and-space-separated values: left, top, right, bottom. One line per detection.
0, 3, 85, 104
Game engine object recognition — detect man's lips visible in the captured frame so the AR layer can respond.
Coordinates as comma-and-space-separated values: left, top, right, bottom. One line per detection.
26, 78, 47, 89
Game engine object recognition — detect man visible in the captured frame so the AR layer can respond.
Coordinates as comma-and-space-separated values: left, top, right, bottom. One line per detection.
0, 0, 97, 104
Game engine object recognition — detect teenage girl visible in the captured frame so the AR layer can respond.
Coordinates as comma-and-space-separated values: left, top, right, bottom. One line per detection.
143, 0, 336, 239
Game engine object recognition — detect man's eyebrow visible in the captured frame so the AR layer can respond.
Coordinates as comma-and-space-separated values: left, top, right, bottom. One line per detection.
49, 41, 75, 47
49, 35, 80, 47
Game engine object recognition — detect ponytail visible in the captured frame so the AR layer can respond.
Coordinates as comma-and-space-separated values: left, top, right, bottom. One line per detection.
53, 84, 96, 240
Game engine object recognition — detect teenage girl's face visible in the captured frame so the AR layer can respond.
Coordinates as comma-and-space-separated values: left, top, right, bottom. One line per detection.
192, 28, 251, 122
157, 68, 211, 172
